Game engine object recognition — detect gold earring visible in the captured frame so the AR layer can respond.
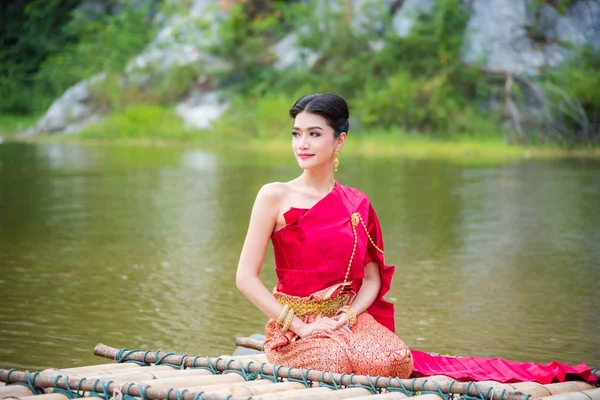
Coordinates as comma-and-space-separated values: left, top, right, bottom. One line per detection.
333, 149, 339, 172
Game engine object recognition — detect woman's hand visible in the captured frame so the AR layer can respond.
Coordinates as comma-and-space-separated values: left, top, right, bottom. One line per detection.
332, 312, 352, 333
295, 315, 352, 338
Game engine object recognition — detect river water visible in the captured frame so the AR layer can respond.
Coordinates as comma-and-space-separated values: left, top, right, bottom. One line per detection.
0, 142, 598, 370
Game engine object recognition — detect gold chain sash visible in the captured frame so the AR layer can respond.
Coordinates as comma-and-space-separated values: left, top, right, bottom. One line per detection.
341, 212, 385, 287
274, 293, 350, 317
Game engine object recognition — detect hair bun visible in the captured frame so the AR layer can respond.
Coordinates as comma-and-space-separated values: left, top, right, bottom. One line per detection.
289, 93, 350, 137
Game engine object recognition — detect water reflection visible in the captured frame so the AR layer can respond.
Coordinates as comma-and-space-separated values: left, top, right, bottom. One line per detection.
0, 142, 598, 370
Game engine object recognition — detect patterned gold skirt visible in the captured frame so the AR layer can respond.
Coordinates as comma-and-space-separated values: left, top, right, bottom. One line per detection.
264, 286, 413, 378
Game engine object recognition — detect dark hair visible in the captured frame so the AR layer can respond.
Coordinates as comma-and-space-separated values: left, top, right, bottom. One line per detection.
289, 93, 350, 138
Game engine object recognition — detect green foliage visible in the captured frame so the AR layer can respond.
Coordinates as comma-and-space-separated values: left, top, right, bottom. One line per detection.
0, 0, 158, 114
2, 0, 596, 148
541, 46, 600, 145
79, 104, 194, 141
553, 47, 600, 111
208, 1, 285, 91
207, 92, 296, 141
0, 0, 83, 113
89, 64, 203, 114
0, 114, 40, 137
202, 0, 503, 138
35, 2, 157, 100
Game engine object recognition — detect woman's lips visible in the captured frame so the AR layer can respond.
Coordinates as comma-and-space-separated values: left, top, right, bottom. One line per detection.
297, 154, 315, 159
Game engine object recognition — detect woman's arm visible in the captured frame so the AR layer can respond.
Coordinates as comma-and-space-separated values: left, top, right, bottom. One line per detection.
334, 261, 381, 329
236, 183, 287, 321
349, 261, 381, 315
236, 183, 347, 337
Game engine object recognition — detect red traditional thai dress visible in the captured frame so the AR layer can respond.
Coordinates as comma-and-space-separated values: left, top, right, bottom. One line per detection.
264, 182, 597, 384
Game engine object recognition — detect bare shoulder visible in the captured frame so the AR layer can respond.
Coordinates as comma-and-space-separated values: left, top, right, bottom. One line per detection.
255, 182, 289, 205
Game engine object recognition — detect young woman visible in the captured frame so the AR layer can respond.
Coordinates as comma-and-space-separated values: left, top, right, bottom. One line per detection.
236, 93, 596, 383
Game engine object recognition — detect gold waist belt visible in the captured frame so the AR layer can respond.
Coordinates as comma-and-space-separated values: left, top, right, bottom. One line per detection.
275, 294, 349, 317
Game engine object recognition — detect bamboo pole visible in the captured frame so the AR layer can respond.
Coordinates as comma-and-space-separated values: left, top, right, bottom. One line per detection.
56, 363, 142, 374
512, 382, 554, 397
139, 369, 214, 380
257, 386, 375, 399
10, 394, 71, 400
254, 386, 334, 399
235, 336, 264, 352
229, 381, 307, 397
193, 379, 276, 398
92, 344, 528, 400
159, 379, 270, 394
350, 393, 410, 400
353, 394, 445, 400
0, 384, 35, 398
83, 366, 176, 378
220, 353, 269, 363
543, 382, 595, 395
137, 373, 245, 389
476, 380, 517, 390
83, 372, 158, 383
0, 370, 219, 400
540, 388, 600, 400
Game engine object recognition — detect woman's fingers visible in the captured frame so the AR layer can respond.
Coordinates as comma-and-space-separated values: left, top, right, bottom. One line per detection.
333, 318, 347, 329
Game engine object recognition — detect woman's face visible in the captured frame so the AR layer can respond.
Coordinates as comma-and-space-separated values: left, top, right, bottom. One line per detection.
292, 111, 345, 171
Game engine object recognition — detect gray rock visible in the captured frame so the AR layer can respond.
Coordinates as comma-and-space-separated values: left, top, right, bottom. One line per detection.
272, 33, 319, 71
175, 92, 229, 130
461, 0, 600, 76
126, 0, 229, 77
23, 74, 105, 136
392, 0, 435, 37
555, 0, 600, 49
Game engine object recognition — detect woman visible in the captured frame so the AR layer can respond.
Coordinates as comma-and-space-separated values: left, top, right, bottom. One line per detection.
236, 93, 596, 384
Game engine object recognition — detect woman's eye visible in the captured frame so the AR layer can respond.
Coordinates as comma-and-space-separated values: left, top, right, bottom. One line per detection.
291, 132, 299, 137
310, 132, 320, 137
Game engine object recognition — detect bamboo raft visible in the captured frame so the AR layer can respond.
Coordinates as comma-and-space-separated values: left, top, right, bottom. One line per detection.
1, 339, 599, 400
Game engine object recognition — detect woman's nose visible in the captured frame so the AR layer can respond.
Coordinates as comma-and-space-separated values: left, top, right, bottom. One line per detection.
299, 136, 309, 149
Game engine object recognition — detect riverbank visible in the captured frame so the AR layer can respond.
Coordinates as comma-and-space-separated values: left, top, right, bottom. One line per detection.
0, 114, 40, 138
2, 112, 598, 162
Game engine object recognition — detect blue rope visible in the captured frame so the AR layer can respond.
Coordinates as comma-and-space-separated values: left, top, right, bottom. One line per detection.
5, 370, 43, 395
460, 381, 493, 400
190, 356, 221, 375
176, 389, 188, 400
192, 393, 205, 400
88, 379, 113, 400
155, 351, 179, 368
224, 360, 257, 381
286, 368, 312, 388
347, 375, 381, 394
347, 373, 356, 388
384, 377, 414, 396
138, 384, 148, 400
318, 371, 340, 390
114, 348, 150, 366
498, 388, 507, 400
258, 364, 281, 383
76, 377, 88, 397
52, 375, 83, 399
179, 355, 188, 370
121, 382, 137, 400
417, 379, 453, 400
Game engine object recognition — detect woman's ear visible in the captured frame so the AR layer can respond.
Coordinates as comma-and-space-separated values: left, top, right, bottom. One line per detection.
337, 132, 347, 150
